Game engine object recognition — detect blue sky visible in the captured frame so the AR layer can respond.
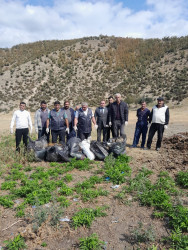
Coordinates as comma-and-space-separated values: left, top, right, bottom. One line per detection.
0, 0, 188, 48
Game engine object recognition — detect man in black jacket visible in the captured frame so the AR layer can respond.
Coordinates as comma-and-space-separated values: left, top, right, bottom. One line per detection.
109, 93, 128, 138
94, 100, 108, 142
106, 96, 114, 141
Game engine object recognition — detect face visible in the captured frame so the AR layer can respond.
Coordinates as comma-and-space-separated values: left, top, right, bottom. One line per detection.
109, 98, 113, 104
141, 102, 146, 109
100, 101, 105, 108
115, 95, 121, 103
64, 102, 69, 109
54, 104, 60, 111
20, 103, 26, 111
82, 105, 87, 111
158, 100, 164, 107
41, 103, 47, 110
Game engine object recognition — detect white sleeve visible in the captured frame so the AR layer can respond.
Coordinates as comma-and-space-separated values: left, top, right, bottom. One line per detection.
28, 112, 33, 131
10, 111, 16, 129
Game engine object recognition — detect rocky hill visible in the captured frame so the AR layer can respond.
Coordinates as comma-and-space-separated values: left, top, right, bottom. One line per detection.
0, 35, 188, 112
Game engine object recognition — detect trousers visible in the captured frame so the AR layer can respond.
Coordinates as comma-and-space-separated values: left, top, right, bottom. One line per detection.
97, 124, 107, 142
147, 123, 164, 149
112, 120, 125, 138
38, 127, 50, 143
132, 122, 148, 148
15, 128, 29, 152
51, 129, 66, 143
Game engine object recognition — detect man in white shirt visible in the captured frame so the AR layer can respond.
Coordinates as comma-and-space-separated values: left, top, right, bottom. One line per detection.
145, 97, 169, 151
74, 102, 97, 141
10, 102, 32, 152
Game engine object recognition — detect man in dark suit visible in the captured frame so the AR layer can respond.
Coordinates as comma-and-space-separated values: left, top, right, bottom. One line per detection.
94, 100, 108, 142
109, 93, 128, 138
106, 96, 114, 141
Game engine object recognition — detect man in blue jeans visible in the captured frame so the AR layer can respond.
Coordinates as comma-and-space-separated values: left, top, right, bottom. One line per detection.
130, 101, 150, 149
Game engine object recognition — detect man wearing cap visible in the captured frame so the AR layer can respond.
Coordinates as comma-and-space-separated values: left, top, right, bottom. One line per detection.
130, 100, 150, 149
74, 102, 97, 141
46, 101, 69, 143
145, 97, 169, 151
94, 100, 108, 142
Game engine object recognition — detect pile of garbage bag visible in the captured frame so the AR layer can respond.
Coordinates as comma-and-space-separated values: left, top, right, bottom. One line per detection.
27, 135, 126, 162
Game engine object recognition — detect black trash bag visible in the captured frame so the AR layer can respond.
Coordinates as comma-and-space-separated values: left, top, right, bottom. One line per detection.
90, 141, 109, 160
67, 137, 85, 160
107, 136, 126, 156
34, 149, 47, 161
27, 135, 48, 151
46, 145, 70, 162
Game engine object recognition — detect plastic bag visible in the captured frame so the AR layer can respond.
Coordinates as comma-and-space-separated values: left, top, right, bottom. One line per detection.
107, 136, 126, 156
28, 135, 48, 151
67, 137, 85, 160
90, 141, 109, 160
35, 149, 47, 161
79, 140, 95, 160
46, 145, 70, 162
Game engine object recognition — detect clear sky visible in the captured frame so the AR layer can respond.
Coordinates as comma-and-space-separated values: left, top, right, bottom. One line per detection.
0, 0, 188, 48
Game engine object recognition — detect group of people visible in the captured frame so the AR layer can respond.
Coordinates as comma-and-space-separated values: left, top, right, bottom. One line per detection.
10, 93, 169, 153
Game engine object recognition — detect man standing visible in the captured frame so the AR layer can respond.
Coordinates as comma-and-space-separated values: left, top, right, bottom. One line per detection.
109, 93, 128, 138
34, 100, 50, 142
94, 100, 108, 142
62, 101, 76, 140
131, 101, 150, 149
106, 96, 114, 141
46, 101, 69, 143
74, 102, 97, 141
146, 97, 169, 151
10, 102, 32, 152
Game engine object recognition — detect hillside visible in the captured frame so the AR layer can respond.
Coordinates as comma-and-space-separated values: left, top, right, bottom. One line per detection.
0, 35, 188, 112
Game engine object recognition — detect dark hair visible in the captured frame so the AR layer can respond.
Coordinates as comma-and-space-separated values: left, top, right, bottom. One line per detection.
108, 96, 113, 99
54, 101, 60, 105
20, 102, 26, 105
140, 100, 146, 104
64, 100, 69, 105
41, 100, 46, 105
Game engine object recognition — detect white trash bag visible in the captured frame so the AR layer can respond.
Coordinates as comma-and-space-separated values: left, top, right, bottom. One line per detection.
79, 139, 95, 160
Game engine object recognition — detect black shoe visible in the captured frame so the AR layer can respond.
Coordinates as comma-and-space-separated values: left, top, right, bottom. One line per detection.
144, 147, 150, 150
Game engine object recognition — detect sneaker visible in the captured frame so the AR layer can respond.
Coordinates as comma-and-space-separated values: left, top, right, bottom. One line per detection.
144, 147, 150, 150
156, 148, 160, 151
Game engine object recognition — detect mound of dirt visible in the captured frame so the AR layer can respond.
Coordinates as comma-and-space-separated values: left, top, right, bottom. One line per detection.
163, 132, 188, 151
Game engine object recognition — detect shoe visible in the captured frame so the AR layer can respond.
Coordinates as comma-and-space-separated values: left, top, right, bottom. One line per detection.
144, 147, 150, 150
156, 148, 160, 151
130, 145, 136, 148
141, 146, 144, 149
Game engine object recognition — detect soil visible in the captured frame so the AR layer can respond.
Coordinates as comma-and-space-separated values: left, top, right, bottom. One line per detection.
0, 106, 188, 250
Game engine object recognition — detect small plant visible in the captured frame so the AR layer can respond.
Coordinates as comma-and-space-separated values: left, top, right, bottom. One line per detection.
59, 183, 73, 196
164, 227, 188, 249
1, 180, 17, 190
72, 206, 107, 228
4, 234, 27, 250
131, 222, 156, 243
79, 233, 105, 250
57, 196, 71, 207
41, 242, 47, 247
0, 195, 14, 208
176, 171, 188, 188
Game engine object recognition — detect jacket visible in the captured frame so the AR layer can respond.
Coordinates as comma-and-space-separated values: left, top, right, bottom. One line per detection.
149, 105, 169, 125
77, 108, 93, 133
110, 101, 128, 124
34, 108, 50, 130
94, 107, 108, 127
61, 107, 75, 128
50, 109, 67, 131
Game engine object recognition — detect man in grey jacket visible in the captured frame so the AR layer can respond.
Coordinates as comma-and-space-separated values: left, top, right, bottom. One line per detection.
35, 100, 50, 142
95, 100, 108, 142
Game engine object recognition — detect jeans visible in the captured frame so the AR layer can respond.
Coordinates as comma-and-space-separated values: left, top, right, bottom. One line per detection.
15, 128, 29, 152
147, 123, 164, 149
112, 120, 125, 138
132, 122, 148, 148
51, 129, 66, 143
38, 127, 50, 143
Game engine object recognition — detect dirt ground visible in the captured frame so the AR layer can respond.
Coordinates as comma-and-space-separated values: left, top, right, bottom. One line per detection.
0, 104, 187, 250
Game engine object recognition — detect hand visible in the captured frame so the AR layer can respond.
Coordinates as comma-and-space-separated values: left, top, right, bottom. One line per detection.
109, 122, 112, 127
164, 125, 168, 130
125, 121, 128, 126
10, 128, 13, 134
147, 123, 151, 128
73, 126, 77, 131
46, 128, 49, 134
94, 124, 98, 130
66, 127, 70, 134
105, 125, 109, 128
35, 128, 38, 133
